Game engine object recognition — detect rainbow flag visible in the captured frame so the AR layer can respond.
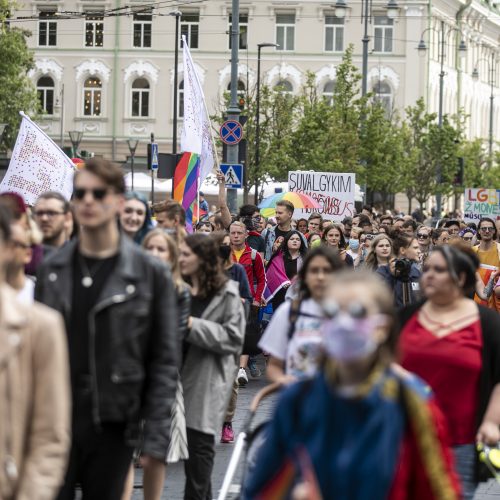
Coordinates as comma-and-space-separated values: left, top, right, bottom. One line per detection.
173, 152, 200, 232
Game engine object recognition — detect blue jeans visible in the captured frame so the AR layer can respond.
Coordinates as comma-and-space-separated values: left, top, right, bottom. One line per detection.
453, 444, 478, 500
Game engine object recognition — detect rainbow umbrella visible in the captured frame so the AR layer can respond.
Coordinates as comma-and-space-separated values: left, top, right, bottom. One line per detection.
258, 192, 321, 218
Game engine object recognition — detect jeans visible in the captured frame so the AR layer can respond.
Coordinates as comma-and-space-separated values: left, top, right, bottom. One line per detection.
452, 443, 478, 500
184, 428, 215, 500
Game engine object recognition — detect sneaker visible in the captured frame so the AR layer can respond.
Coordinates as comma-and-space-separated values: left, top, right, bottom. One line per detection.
220, 422, 234, 443
248, 357, 261, 378
237, 367, 248, 386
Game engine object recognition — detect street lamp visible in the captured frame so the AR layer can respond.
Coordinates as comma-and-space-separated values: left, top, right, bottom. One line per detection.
417, 21, 467, 217
68, 130, 83, 158
472, 54, 496, 166
335, 0, 399, 97
255, 42, 279, 205
127, 138, 139, 191
169, 10, 182, 155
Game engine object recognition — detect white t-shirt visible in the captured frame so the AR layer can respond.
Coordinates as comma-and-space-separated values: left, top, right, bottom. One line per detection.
17, 278, 35, 306
258, 298, 324, 379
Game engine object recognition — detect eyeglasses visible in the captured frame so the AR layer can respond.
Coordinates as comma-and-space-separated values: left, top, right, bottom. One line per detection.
480, 226, 495, 232
417, 233, 430, 239
74, 188, 109, 201
33, 210, 65, 218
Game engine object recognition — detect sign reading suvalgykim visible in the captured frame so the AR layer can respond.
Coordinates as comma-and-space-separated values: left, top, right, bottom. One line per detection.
288, 171, 355, 221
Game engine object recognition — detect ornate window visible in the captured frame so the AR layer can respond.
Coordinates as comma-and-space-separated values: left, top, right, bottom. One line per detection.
133, 11, 152, 48
274, 79, 293, 94
226, 80, 246, 101
323, 80, 336, 105
83, 77, 102, 116
276, 13, 295, 51
373, 81, 392, 115
37, 76, 55, 114
131, 78, 150, 117
38, 11, 57, 46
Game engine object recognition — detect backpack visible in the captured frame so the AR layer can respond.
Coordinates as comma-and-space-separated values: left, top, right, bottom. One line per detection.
287, 298, 323, 340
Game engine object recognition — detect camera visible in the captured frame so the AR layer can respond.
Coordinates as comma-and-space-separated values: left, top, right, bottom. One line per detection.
394, 258, 412, 282
241, 216, 256, 232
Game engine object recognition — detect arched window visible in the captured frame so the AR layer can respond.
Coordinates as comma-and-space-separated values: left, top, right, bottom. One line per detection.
37, 76, 54, 115
274, 79, 293, 94
178, 80, 184, 118
323, 80, 336, 105
83, 76, 102, 116
226, 80, 246, 101
131, 78, 150, 117
373, 81, 392, 115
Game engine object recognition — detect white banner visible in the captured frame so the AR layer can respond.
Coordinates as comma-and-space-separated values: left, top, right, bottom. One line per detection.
0, 113, 74, 205
463, 188, 500, 223
180, 36, 215, 183
288, 171, 356, 221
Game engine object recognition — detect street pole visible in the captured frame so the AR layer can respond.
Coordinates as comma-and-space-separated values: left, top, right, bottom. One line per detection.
489, 54, 495, 166
60, 84, 65, 149
361, 0, 370, 97
225, 0, 240, 213
170, 11, 182, 155
150, 132, 155, 202
255, 45, 262, 206
436, 21, 445, 219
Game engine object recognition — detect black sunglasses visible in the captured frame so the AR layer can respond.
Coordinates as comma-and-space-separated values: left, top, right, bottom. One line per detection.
74, 188, 108, 201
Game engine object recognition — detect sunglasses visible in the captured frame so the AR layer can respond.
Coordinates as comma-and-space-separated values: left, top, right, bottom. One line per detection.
417, 233, 430, 239
480, 227, 495, 232
365, 234, 375, 240
74, 188, 109, 201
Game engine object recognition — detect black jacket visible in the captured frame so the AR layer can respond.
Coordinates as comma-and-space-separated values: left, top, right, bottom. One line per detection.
35, 236, 179, 460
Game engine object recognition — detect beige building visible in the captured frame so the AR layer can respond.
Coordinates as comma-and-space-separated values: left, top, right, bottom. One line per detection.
15, 0, 500, 173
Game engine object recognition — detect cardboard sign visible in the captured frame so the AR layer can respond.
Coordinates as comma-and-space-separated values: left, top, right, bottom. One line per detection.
463, 188, 500, 223
288, 171, 355, 221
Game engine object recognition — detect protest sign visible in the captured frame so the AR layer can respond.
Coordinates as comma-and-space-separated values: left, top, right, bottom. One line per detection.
463, 188, 500, 223
288, 171, 355, 221
0, 113, 74, 205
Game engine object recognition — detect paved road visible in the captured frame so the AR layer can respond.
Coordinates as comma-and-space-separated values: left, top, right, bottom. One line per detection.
128, 356, 500, 500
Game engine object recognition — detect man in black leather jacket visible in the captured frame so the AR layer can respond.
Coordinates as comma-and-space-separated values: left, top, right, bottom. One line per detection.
35, 158, 178, 500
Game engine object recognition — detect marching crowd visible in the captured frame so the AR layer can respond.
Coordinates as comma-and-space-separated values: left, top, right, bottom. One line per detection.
0, 157, 500, 499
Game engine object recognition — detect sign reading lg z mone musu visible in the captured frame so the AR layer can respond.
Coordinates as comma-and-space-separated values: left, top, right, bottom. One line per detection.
463, 188, 500, 223
288, 171, 355, 221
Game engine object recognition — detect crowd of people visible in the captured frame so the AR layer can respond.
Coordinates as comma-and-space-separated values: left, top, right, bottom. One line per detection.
0, 158, 499, 500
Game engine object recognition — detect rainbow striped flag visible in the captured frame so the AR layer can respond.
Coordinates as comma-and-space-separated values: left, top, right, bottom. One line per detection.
173, 152, 200, 232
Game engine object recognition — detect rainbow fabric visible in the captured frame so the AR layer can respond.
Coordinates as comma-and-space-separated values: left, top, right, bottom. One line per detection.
173, 152, 200, 232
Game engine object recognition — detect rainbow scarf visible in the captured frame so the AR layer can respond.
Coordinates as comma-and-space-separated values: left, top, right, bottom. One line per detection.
173, 152, 200, 232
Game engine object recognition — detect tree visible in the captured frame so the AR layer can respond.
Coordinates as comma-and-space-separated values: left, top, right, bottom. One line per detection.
0, 0, 39, 150
402, 99, 460, 210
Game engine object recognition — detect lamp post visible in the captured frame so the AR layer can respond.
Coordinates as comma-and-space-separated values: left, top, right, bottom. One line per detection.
127, 138, 139, 191
255, 42, 278, 205
472, 53, 496, 166
417, 21, 467, 218
68, 130, 83, 158
169, 10, 182, 155
334, 0, 398, 97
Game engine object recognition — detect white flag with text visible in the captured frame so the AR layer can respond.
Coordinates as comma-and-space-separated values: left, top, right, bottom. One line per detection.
0, 113, 74, 205
180, 36, 215, 182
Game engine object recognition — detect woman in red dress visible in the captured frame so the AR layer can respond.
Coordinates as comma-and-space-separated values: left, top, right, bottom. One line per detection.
399, 244, 500, 499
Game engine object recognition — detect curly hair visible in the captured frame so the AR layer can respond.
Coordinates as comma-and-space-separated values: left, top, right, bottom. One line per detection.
183, 234, 228, 299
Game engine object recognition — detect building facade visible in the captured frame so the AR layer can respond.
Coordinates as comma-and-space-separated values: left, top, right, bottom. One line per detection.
14, 0, 500, 167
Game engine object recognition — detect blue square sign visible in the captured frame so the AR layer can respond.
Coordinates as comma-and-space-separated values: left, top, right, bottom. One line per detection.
220, 163, 244, 189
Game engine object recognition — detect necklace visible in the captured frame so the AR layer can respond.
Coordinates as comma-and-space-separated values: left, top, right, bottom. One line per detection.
78, 254, 107, 288
420, 307, 478, 331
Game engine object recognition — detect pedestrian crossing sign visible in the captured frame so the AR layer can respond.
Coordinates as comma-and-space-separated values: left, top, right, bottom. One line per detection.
220, 163, 244, 189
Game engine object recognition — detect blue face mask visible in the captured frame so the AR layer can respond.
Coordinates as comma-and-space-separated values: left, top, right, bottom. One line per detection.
348, 238, 360, 251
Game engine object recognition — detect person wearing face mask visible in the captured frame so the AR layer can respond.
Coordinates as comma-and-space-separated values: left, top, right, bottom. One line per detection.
346, 227, 363, 267
244, 270, 460, 500
120, 192, 153, 245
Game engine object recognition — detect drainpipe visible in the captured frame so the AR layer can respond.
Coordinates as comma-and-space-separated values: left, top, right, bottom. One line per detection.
111, 0, 121, 160
455, 0, 472, 114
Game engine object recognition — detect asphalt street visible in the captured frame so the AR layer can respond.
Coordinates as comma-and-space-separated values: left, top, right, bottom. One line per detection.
126, 356, 500, 500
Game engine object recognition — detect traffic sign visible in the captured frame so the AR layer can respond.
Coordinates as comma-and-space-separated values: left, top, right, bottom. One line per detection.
220, 163, 244, 189
151, 143, 159, 170
219, 120, 243, 145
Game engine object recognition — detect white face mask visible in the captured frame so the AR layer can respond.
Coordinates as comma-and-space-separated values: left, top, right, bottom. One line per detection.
322, 308, 387, 362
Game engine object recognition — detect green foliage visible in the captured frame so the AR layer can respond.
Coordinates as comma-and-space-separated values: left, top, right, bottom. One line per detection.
0, 3, 39, 149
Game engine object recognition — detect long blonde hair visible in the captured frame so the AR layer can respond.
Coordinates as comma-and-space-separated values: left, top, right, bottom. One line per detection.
142, 229, 184, 289
363, 234, 393, 271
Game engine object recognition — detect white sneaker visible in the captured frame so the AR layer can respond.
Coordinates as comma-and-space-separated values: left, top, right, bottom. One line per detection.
237, 367, 248, 386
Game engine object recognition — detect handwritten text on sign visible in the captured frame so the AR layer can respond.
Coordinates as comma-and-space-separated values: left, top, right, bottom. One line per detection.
288, 171, 355, 221
463, 188, 500, 223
